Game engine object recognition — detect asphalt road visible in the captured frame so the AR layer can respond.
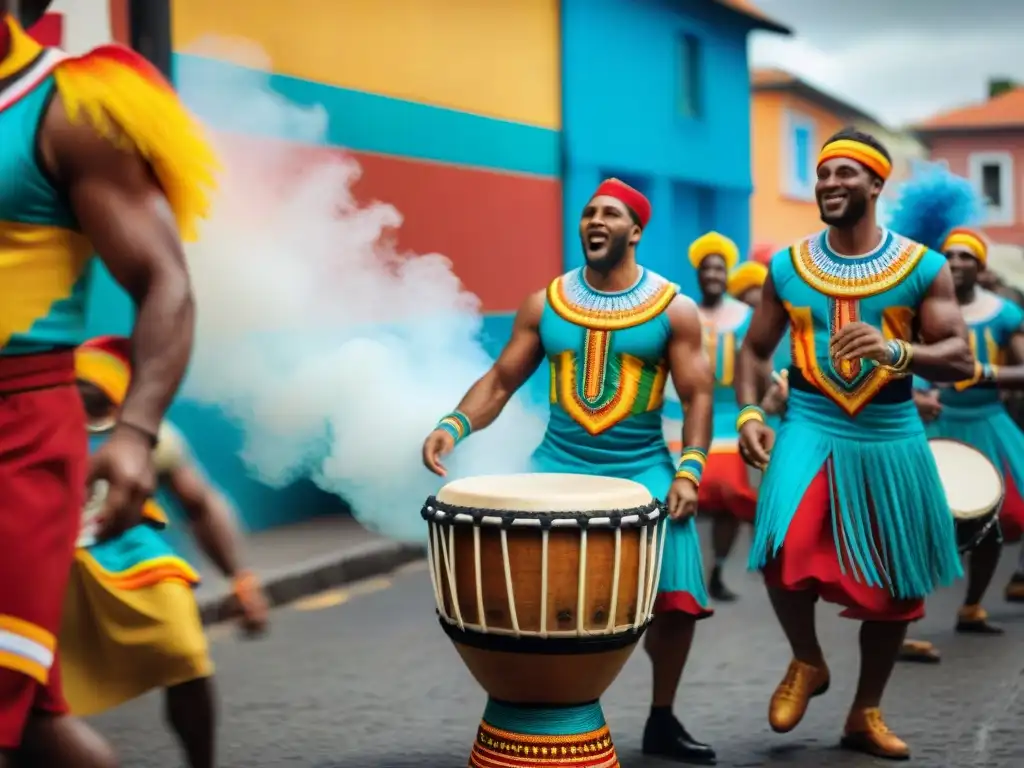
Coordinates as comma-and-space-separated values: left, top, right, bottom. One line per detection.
90, 545, 1024, 768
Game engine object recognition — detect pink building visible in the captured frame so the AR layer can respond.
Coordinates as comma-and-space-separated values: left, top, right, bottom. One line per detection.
915, 83, 1024, 247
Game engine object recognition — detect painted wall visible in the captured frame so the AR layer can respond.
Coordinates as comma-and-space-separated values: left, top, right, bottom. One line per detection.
561, 0, 757, 297
750, 90, 845, 248
926, 133, 1024, 248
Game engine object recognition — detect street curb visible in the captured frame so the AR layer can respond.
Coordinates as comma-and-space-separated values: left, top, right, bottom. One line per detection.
197, 540, 427, 625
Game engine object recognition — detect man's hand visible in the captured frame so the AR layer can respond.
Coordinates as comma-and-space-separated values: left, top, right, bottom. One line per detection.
233, 572, 269, 638
422, 429, 456, 477
90, 425, 157, 541
913, 389, 943, 422
738, 420, 774, 469
666, 477, 698, 521
830, 322, 892, 366
761, 370, 789, 414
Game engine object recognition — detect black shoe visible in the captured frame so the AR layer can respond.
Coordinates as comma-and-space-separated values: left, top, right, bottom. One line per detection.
708, 567, 738, 603
642, 713, 717, 765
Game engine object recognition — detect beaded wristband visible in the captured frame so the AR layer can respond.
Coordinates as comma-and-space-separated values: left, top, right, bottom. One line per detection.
954, 361, 998, 391
437, 411, 472, 444
885, 339, 913, 375
675, 446, 708, 487
735, 404, 765, 431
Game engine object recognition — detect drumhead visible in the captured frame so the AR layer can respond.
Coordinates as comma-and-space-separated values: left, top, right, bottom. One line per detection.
929, 438, 1004, 519
435, 473, 653, 512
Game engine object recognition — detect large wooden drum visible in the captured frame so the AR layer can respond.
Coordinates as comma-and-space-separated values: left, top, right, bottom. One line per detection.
421, 473, 664, 768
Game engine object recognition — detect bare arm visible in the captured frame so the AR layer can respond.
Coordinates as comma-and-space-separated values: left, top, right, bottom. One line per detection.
43, 98, 194, 437
165, 461, 245, 578
450, 290, 546, 431
736, 273, 789, 407
913, 265, 974, 382
667, 297, 714, 452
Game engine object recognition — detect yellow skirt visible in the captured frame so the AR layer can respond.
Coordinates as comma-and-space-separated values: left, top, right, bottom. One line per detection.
59, 552, 214, 717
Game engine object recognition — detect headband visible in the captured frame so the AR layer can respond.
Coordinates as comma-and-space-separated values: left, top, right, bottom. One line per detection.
591, 178, 651, 228
727, 261, 768, 298
75, 336, 132, 406
817, 138, 892, 181
942, 227, 988, 266
689, 231, 739, 271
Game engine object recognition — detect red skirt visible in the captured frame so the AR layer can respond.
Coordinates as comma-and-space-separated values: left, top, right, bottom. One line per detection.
0, 352, 85, 747
698, 449, 757, 523
762, 467, 925, 622
999, 468, 1024, 543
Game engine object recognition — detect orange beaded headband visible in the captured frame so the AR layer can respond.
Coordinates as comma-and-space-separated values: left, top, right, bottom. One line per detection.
817, 139, 892, 181
942, 227, 988, 265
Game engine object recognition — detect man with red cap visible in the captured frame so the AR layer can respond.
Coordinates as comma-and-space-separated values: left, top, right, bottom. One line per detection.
422, 179, 718, 764
64, 335, 268, 768
0, 0, 215, 763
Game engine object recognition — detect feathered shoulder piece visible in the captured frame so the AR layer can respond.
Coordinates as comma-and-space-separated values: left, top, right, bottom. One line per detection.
884, 161, 984, 252
53, 44, 219, 241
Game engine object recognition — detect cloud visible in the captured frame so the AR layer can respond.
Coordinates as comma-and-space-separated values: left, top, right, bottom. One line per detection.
750, 1, 1024, 125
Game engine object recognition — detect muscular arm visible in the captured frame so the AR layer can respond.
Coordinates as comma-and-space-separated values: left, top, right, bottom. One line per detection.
736, 273, 789, 407
913, 265, 974, 382
667, 297, 714, 452
449, 290, 546, 431
43, 98, 194, 437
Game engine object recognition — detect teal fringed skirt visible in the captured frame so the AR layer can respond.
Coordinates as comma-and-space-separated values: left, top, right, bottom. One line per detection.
749, 389, 962, 599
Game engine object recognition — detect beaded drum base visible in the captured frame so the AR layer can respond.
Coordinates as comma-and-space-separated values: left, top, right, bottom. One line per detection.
469, 699, 619, 768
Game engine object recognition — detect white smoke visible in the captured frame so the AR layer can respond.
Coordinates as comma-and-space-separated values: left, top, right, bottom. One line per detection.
176, 39, 546, 542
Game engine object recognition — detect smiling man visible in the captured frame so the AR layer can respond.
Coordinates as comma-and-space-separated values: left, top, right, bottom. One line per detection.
734, 127, 972, 760
422, 178, 718, 764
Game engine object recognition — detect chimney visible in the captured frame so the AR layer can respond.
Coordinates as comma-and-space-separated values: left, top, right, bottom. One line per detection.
989, 78, 1016, 99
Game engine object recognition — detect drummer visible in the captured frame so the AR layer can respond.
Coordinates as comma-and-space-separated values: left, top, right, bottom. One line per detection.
422, 179, 719, 765
680, 250, 786, 602
901, 225, 1024, 662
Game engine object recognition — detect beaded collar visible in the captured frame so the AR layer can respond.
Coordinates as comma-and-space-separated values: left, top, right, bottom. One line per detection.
791, 228, 926, 299
547, 267, 677, 331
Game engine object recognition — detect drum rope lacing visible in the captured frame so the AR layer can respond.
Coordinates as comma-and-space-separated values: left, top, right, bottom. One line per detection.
422, 499, 667, 639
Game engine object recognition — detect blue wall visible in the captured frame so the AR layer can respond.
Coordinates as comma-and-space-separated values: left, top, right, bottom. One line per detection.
561, 0, 758, 298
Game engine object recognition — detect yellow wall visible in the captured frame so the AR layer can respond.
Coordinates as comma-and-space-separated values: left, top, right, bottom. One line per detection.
172, 0, 561, 129
750, 91, 846, 248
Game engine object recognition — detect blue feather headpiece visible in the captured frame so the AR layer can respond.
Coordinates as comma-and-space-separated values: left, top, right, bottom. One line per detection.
884, 161, 985, 252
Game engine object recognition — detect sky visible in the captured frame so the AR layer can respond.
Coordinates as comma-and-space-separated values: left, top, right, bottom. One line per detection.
748, 0, 1022, 128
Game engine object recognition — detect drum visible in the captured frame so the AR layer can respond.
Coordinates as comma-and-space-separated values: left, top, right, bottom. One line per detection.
422, 473, 664, 768
929, 438, 1005, 553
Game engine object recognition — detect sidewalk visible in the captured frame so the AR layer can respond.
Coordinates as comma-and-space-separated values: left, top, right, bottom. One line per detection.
195, 515, 425, 624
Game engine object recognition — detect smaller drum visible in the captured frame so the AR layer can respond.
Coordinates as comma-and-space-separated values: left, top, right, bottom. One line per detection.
929, 438, 1004, 553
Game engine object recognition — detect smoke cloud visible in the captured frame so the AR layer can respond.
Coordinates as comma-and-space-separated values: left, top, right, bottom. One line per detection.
175, 39, 546, 542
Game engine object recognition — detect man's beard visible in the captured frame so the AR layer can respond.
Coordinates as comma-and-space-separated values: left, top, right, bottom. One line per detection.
584, 233, 629, 273
819, 193, 868, 228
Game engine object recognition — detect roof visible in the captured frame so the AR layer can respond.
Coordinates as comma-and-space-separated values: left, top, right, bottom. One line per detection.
713, 0, 792, 35
914, 87, 1024, 134
751, 67, 882, 126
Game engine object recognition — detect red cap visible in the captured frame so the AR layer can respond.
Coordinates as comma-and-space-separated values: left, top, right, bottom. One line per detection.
592, 178, 651, 228
751, 242, 775, 265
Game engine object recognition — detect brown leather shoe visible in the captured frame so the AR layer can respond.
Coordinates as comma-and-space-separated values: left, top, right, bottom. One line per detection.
955, 604, 1004, 634
1005, 575, 1024, 603
898, 639, 941, 663
840, 707, 909, 760
768, 659, 830, 733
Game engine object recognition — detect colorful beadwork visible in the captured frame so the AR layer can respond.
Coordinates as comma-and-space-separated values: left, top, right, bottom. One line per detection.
675, 446, 707, 486
547, 267, 677, 331
735, 404, 765, 431
469, 700, 620, 768
791, 231, 926, 299
437, 411, 472, 443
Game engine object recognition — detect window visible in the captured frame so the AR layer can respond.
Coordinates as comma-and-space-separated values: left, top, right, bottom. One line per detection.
969, 152, 1015, 226
677, 33, 702, 118
782, 110, 816, 200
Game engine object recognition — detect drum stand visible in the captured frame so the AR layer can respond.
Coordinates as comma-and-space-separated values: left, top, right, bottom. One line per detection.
470, 698, 618, 768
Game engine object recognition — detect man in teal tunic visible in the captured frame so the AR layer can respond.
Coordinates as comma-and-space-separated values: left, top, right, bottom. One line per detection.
422, 179, 717, 764
735, 128, 973, 760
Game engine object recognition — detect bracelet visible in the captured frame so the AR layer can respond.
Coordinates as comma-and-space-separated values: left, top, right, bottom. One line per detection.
885, 339, 913, 375
437, 411, 472, 444
955, 361, 998, 391
115, 419, 159, 447
735, 404, 765, 431
675, 446, 708, 487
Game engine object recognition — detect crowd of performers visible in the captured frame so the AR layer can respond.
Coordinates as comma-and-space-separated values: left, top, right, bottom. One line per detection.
5, 2, 1024, 766
423, 127, 1024, 763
